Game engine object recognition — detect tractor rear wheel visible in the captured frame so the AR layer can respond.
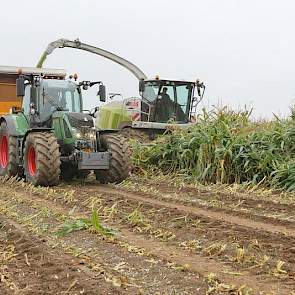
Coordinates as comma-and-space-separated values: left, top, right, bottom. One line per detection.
95, 134, 131, 184
0, 122, 19, 177
24, 132, 61, 186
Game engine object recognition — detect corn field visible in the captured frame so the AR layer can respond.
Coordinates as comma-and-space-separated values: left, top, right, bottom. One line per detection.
133, 106, 295, 191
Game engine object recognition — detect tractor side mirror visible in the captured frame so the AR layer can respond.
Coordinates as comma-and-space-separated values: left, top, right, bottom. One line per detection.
139, 79, 145, 93
16, 77, 25, 97
196, 80, 205, 97
98, 84, 106, 102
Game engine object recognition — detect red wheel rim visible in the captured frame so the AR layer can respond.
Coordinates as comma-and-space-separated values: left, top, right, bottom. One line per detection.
28, 146, 36, 176
0, 136, 8, 168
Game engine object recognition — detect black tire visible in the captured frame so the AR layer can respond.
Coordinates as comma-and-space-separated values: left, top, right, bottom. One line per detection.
0, 122, 19, 177
95, 134, 131, 184
120, 128, 151, 143
24, 132, 61, 186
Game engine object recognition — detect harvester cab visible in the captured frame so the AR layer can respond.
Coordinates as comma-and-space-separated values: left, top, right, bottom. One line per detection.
138, 78, 205, 123
94, 78, 205, 140
0, 66, 130, 186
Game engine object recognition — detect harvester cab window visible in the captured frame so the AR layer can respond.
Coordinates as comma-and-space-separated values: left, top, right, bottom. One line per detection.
160, 86, 173, 101
142, 83, 159, 103
176, 85, 190, 112
154, 85, 174, 122
175, 84, 191, 122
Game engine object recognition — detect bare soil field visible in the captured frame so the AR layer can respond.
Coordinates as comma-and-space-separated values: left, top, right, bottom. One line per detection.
1, 175, 295, 294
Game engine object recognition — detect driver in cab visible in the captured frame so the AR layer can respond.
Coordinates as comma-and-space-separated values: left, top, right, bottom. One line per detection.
155, 87, 174, 122
158, 87, 170, 102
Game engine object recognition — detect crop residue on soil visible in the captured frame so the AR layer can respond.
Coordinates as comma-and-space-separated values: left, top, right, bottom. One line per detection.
0, 176, 295, 294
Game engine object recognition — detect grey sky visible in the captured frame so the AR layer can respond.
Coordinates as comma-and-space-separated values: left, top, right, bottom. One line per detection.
1, 0, 295, 118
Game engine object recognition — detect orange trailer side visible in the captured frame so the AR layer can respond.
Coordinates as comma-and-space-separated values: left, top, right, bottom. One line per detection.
0, 74, 22, 115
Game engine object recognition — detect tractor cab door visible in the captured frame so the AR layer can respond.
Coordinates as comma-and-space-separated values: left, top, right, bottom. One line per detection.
22, 85, 31, 116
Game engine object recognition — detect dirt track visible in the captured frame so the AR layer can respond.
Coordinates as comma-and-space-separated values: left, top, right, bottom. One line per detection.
1, 175, 295, 294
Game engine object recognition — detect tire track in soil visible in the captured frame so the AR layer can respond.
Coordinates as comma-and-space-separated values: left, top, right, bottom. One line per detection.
71, 185, 295, 269
58, 183, 295, 293
65, 183, 295, 283
153, 182, 295, 224
114, 184, 295, 230
119, 230, 284, 294
92, 185, 295, 238
0, 217, 125, 295
0, 186, 210, 294
5, 184, 292, 294
128, 177, 295, 219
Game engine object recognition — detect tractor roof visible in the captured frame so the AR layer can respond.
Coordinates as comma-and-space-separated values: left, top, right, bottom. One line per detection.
0, 66, 66, 78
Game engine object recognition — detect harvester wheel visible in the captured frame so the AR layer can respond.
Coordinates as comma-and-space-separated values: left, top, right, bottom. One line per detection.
0, 122, 19, 177
24, 132, 61, 186
95, 134, 131, 184
120, 128, 151, 143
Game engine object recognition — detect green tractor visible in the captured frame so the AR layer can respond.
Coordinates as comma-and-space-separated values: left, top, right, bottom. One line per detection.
0, 66, 131, 186
37, 39, 205, 140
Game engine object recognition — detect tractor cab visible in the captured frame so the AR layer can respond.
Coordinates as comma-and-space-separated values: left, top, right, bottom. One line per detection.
22, 79, 83, 122
20, 75, 106, 132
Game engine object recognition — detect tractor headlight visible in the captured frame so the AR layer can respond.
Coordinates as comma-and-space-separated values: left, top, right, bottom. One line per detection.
72, 128, 82, 139
88, 132, 96, 139
72, 128, 96, 140
85, 129, 97, 140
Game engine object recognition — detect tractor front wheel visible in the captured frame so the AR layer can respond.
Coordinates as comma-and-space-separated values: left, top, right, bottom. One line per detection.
24, 132, 61, 186
95, 134, 131, 184
0, 122, 19, 177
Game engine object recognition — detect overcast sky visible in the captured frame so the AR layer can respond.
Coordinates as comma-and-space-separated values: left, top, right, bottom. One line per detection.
1, 0, 295, 118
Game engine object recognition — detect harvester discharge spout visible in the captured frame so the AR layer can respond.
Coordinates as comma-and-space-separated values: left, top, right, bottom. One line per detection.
36, 38, 148, 81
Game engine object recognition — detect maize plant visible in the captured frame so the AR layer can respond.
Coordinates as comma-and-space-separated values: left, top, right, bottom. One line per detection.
133, 106, 295, 191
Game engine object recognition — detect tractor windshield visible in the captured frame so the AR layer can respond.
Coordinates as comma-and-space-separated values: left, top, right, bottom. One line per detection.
143, 81, 193, 123
42, 80, 82, 114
